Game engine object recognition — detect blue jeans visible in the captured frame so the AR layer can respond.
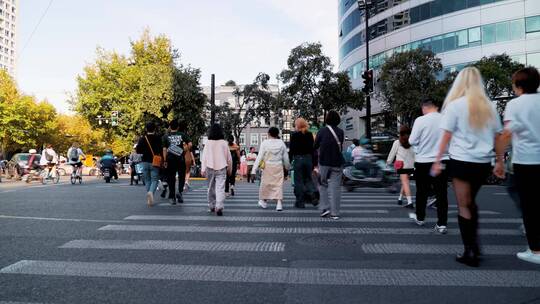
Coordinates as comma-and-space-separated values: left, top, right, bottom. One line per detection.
141, 162, 160, 193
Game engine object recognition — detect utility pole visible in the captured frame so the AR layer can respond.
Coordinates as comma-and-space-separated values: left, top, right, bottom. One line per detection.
358, 0, 373, 139
210, 74, 216, 125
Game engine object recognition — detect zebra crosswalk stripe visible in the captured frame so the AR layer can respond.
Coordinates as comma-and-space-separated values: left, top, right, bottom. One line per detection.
2, 260, 539, 287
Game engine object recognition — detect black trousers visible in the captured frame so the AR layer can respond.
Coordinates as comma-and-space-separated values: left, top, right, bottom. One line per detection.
166, 154, 186, 199
225, 161, 238, 193
293, 155, 316, 205
514, 164, 540, 251
415, 161, 449, 226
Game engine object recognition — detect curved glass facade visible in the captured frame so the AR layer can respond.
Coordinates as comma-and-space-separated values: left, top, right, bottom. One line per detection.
340, 0, 506, 60
345, 15, 540, 80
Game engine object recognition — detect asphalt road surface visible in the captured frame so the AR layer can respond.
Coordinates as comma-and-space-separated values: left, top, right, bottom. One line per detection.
0, 176, 539, 304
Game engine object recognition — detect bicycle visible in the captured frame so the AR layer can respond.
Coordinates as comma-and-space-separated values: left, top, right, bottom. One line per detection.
41, 165, 60, 185
70, 164, 83, 185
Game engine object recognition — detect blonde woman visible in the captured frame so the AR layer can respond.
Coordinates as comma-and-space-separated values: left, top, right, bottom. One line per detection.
289, 118, 317, 208
432, 67, 503, 267
251, 127, 290, 211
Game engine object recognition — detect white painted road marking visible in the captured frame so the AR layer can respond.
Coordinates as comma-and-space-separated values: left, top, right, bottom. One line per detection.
361, 243, 525, 255
98, 224, 522, 236
2, 260, 539, 287
60, 240, 285, 252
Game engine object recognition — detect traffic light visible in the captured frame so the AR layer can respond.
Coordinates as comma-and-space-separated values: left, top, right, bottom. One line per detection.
362, 69, 373, 94
111, 111, 119, 127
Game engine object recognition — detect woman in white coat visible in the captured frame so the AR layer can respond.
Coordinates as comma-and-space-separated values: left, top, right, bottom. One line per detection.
251, 127, 290, 211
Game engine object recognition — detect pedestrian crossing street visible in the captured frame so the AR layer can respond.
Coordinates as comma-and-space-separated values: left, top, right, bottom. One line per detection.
1, 182, 539, 302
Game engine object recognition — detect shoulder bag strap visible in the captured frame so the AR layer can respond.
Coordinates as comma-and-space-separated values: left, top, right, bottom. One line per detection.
144, 136, 156, 157
327, 126, 342, 152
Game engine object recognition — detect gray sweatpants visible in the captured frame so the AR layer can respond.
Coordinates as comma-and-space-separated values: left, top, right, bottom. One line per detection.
318, 165, 343, 216
207, 168, 227, 210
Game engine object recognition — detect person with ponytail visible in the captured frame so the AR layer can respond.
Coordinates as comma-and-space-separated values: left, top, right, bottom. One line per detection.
387, 125, 415, 208
432, 67, 503, 267
289, 118, 318, 208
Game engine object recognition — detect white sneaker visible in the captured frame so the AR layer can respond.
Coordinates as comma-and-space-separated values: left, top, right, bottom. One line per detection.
435, 225, 447, 234
258, 200, 268, 209
517, 250, 540, 265
157, 180, 163, 191
408, 213, 424, 226
276, 201, 283, 211
427, 197, 437, 208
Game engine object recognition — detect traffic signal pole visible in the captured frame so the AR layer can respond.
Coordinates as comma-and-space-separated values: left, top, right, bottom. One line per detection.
359, 0, 372, 140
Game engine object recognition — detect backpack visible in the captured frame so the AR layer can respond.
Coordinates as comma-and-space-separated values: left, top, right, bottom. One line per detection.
69, 148, 79, 162
45, 151, 53, 162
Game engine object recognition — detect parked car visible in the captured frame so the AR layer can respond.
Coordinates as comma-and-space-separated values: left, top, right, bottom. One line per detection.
6, 153, 41, 180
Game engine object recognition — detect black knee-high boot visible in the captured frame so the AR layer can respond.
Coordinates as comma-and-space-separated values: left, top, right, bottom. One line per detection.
456, 215, 480, 267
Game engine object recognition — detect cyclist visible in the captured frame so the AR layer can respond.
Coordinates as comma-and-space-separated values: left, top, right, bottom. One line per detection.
39, 144, 59, 178
67, 142, 86, 179
99, 149, 118, 180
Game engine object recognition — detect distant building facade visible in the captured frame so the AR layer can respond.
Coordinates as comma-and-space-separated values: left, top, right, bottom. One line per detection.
0, 0, 17, 76
339, 0, 540, 140
202, 84, 294, 152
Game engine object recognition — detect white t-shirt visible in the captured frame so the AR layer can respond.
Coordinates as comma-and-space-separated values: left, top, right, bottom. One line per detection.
386, 140, 415, 169
440, 96, 502, 163
409, 112, 448, 163
504, 93, 540, 165
40, 148, 59, 165
67, 147, 84, 164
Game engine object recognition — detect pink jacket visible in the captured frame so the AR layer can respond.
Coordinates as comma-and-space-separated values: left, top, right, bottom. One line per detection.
201, 140, 233, 172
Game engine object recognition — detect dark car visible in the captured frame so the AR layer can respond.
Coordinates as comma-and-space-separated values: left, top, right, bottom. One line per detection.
7, 153, 41, 179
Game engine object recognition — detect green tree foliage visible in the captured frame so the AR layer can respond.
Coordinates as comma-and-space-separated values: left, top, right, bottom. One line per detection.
74, 29, 206, 155
53, 114, 106, 155
224, 80, 237, 87
279, 42, 363, 125
0, 70, 58, 156
379, 49, 446, 125
472, 54, 524, 114
215, 73, 276, 144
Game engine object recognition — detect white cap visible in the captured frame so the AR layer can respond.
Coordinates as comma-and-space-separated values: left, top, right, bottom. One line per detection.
29, 149, 37, 154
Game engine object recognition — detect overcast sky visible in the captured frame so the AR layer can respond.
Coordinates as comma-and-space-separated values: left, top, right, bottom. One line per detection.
17, 0, 338, 112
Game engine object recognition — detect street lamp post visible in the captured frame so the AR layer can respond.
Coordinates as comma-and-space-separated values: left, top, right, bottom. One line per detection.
358, 0, 374, 139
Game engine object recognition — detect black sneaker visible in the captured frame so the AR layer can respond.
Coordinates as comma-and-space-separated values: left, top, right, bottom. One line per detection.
320, 209, 331, 217
176, 193, 184, 203
169, 198, 176, 205
160, 189, 167, 198
216, 209, 223, 216
397, 199, 403, 205
209, 207, 216, 213
231, 188, 235, 196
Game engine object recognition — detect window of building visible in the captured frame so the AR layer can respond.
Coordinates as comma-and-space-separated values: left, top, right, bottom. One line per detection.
468, 27, 481, 44
250, 134, 258, 146
482, 23, 496, 44
260, 134, 268, 143
239, 134, 245, 146
510, 19, 525, 40
457, 29, 468, 47
495, 22, 510, 42
443, 33, 457, 52
282, 134, 290, 143
526, 16, 540, 35
431, 35, 443, 53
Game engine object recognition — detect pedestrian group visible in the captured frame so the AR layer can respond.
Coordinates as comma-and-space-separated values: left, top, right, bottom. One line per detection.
136, 66, 539, 267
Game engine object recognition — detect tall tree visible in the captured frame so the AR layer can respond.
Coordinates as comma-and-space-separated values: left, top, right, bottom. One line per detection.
472, 54, 524, 114
379, 49, 445, 125
279, 42, 363, 125
74, 29, 206, 155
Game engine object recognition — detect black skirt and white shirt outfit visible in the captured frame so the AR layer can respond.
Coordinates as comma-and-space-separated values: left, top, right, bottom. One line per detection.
440, 96, 502, 183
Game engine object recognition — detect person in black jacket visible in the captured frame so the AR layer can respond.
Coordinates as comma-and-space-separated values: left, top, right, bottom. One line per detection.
314, 110, 344, 220
136, 122, 163, 207
289, 118, 318, 208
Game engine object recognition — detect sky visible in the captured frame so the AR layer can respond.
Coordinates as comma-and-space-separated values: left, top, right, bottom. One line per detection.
16, 0, 339, 113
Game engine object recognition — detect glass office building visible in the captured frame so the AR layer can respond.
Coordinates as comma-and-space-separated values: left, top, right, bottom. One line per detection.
339, 0, 540, 138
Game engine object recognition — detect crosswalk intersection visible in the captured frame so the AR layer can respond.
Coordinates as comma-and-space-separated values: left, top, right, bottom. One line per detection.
1, 181, 539, 303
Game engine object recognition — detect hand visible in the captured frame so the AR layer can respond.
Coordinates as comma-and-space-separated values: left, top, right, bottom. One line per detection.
431, 162, 442, 177
313, 167, 319, 174
493, 161, 506, 179
201, 170, 206, 178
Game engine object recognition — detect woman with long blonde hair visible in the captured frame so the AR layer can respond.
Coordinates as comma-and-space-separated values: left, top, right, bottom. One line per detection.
289, 118, 318, 208
432, 67, 503, 267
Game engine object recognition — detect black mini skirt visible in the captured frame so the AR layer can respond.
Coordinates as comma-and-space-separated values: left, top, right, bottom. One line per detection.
448, 159, 491, 183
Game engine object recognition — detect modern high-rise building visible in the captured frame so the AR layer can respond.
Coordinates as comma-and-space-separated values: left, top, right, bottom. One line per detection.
0, 0, 17, 76
339, 0, 540, 139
